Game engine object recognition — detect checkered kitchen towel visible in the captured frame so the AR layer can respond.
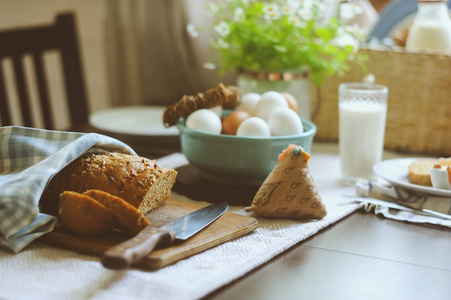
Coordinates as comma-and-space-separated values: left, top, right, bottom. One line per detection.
0, 126, 136, 253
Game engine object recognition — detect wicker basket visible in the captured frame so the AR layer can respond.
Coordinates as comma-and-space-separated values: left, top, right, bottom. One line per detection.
311, 46, 451, 156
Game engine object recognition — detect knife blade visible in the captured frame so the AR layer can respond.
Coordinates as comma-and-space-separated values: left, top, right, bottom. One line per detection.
101, 201, 228, 269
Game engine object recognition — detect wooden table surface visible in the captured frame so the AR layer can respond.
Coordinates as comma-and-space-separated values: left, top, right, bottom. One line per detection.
116, 136, 451, 300
203, 211, 451, 300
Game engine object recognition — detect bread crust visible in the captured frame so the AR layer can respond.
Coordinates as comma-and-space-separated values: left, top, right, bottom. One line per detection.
84, 189, 150, 234
59, 190, 150, 235
40, 153, 177, 216
59, 191, 115, 235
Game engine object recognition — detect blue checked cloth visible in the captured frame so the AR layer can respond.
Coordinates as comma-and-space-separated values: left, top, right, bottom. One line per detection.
0, 126, 136, 253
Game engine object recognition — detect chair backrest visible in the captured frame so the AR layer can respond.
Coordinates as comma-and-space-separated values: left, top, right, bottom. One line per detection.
0, 13, 88, 130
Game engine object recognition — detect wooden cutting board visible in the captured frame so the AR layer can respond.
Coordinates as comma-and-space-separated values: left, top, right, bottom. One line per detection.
40, 198, 258, 270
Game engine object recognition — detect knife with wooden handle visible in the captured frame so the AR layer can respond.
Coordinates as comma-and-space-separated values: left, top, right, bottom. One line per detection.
101, 201, 228, 269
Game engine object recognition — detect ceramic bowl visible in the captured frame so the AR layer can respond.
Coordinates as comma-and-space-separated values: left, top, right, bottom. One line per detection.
176, 118, 316, 186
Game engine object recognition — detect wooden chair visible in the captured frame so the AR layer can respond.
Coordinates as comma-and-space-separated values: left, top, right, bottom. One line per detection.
0, 13, 89, 130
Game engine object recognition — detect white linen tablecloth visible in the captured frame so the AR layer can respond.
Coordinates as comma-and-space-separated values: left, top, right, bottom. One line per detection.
3, 143, 448, 300
0, 192, 359, 300
0, 144, 362, 300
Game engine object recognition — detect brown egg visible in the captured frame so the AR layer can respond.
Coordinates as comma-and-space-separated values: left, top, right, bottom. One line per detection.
222, 111, 251, 135
281, 92, 299, 113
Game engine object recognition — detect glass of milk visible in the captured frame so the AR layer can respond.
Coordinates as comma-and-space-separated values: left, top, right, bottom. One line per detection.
338, 82, 388, 184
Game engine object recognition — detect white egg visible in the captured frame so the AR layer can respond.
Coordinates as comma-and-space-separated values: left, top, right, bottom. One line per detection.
186, 109, 222, 135
209, 105, 223, 117
235, 93, 261, 115
255, 91, 288, 121
236, 117, 271, 137
267, 108, 304, 136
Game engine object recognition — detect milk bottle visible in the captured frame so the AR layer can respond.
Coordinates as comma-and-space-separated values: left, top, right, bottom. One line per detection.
406, 0, 451, 52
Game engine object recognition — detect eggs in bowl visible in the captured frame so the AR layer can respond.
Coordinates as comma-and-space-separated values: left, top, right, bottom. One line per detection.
176, 116, 316, 186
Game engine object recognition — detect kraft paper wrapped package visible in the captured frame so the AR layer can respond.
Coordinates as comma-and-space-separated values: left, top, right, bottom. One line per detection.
245, 145, 327, 220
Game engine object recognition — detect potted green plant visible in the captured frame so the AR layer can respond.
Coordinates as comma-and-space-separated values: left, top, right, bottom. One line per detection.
188, 0, 362, 120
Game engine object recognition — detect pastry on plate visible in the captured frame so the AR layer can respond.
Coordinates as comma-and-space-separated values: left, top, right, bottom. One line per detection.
408, 157, 451, 186
408, 159, 436, 186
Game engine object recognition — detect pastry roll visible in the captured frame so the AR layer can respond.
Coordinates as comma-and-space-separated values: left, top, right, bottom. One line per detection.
245, 144, 326, 220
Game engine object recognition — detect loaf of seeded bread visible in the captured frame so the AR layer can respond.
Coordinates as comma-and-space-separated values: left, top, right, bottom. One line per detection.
40, 152, 177, 216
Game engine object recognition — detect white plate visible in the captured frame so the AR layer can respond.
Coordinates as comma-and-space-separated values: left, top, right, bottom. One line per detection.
89, 106, 179, 136
373, 158, 451, 197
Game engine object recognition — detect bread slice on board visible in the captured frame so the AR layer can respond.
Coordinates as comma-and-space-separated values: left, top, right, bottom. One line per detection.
58, 191, 116, 235
84, 189, 150, 234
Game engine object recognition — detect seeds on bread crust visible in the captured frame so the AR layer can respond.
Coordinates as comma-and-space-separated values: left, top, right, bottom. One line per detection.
39, 152, 177, 217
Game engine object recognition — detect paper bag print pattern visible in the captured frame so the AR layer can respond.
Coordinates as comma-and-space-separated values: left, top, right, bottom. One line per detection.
245, 145, 327, 220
